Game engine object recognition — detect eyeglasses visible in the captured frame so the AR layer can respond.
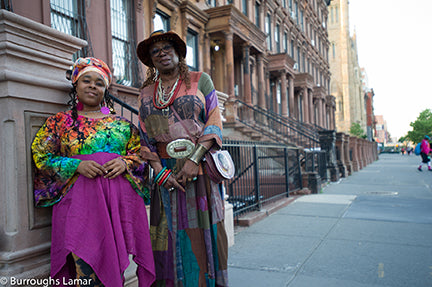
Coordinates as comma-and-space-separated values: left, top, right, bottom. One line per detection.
150, 44, 173, 57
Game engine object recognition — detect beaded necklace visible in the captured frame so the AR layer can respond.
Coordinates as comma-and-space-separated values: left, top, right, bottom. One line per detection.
153, 76, 181, 117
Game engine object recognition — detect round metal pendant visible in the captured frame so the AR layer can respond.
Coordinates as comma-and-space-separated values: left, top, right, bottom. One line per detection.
166, 139, 195, 159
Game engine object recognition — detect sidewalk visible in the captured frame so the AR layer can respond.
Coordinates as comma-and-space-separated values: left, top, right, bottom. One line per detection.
228, 153, 432, 287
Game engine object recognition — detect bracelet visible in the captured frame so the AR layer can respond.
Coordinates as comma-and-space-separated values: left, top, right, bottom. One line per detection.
188, 143, 208, 165
161, 172, 172, 186
154, 167, 167, 183
157, 168, 172, 186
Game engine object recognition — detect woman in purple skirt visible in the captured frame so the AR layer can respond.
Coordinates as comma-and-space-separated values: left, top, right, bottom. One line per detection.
31, 57, 155, 286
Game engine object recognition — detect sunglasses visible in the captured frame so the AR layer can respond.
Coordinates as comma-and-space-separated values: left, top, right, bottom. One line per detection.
150, 44, 174, 57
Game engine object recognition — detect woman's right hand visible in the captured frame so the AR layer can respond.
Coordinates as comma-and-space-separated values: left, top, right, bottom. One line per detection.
153, 165, 185, 193
76, 160, 107, 178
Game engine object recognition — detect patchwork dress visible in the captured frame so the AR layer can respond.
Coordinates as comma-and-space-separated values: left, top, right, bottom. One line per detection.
31, 111, 155, 286
138, 72, 229, 287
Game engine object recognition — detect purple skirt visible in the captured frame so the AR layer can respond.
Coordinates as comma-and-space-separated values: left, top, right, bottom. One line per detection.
50, 152, 155, 286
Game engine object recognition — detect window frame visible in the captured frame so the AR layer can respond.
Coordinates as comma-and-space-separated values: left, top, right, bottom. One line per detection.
186, 29, 199, 71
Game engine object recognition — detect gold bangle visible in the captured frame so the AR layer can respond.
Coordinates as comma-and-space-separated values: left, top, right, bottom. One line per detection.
188, 144, 208, 165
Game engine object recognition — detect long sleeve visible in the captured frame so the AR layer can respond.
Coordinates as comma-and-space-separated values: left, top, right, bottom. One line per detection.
31, 113, 81, 207
197, 72, 223, 148
122, 123, 150, 204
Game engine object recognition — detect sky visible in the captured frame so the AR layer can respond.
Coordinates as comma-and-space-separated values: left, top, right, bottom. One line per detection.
348, 0, 432, 140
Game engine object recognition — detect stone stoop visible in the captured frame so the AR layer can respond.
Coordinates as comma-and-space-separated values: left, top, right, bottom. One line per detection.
234, 196, 300, 227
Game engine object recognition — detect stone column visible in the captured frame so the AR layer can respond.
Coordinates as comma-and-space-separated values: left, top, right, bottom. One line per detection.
336, 132, 347, 178
343, 134, 353, 175
243, 43, 252, 105
223, 32, 237, 123
0, 10, 86, 281
302, 87, 309, 122
321, 98, 326, 128
319, 130, 340, 182
288, 75, 295, 117
224, 32, 235, 99
317, 97, 323, 126
308, 89, 314, 124
280, 71, 288, 117
349, 136, 360, 172
358, 139, 364, 170
257, 54, 266, 108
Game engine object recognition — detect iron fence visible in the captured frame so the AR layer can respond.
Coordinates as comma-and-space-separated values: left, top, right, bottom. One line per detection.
304, 150, 328, 180
236, 99, 320, 149
222, 140, 302, 218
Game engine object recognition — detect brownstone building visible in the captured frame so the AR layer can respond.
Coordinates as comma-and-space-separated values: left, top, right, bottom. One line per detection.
0, 0, 337, 283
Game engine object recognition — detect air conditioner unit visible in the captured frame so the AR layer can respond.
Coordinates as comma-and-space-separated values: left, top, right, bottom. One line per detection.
291, 11, 296, 19
311, 40, 315, 46
293, 63, 298, 70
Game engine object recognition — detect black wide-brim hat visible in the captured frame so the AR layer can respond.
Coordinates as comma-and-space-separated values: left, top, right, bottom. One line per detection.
137, 30, 187, 67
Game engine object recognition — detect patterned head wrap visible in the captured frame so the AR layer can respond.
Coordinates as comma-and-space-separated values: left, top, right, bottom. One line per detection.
71, 57, 112, 87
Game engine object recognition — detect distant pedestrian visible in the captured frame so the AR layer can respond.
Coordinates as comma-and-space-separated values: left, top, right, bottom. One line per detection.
418, 135, 431, 171
407, 147, 413, 155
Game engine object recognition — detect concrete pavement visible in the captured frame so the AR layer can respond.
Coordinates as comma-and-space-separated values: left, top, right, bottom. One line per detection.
228, 153, 432, 287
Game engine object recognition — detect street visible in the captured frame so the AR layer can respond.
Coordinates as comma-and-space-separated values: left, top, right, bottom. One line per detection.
228, 153, 432, 287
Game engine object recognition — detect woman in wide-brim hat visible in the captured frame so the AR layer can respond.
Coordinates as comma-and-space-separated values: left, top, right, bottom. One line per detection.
137, 30, 229, 286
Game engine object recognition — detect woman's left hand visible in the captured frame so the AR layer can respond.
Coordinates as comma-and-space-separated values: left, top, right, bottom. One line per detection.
102, 158, 127, 179
176, 160, 199, 186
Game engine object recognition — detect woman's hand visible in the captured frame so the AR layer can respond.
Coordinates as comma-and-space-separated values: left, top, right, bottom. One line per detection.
153, 165, 185, 193
77, 160, 106, 179
175, 160, 200, 187
102, 158, 127, 179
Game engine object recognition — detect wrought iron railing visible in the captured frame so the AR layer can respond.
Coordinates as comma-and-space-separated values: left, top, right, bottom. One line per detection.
223, 140, 302, 218
235, 99, 320, 149
108, 94, 139, 126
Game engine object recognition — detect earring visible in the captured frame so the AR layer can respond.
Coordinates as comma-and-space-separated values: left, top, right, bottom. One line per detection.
100, 106, 110, 114
76, 101, 83, 111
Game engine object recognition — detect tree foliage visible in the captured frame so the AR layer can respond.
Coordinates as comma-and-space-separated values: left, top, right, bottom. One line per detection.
350, 122, 366, 138
406, 109, 432, 144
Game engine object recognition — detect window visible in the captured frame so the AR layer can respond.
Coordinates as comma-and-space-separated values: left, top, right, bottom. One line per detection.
291, 40, 294, 58
330, 7, 334, 23
207, 0, 216, 7
277, 82, 282, 114
275, 24, 280, 53
300, 9, 304, 31
255, 2, 260, 28
282, 0, 287, 9
302, 52, 305, 72
283, 31, 287, 53
242, 0, 248, 16
266, 13, 272, 51
186, 29, 199, 71
332, 43, 336, 58
335, 6, 339, 22
154, 10, 170, 31
50, 0, 90, 58
111, 0, 139, 87
289, 0, 293, 11
297, 48, 300, 71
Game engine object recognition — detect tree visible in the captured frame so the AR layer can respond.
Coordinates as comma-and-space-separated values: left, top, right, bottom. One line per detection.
350, 122, 366, 138
406, 109, 432, 144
